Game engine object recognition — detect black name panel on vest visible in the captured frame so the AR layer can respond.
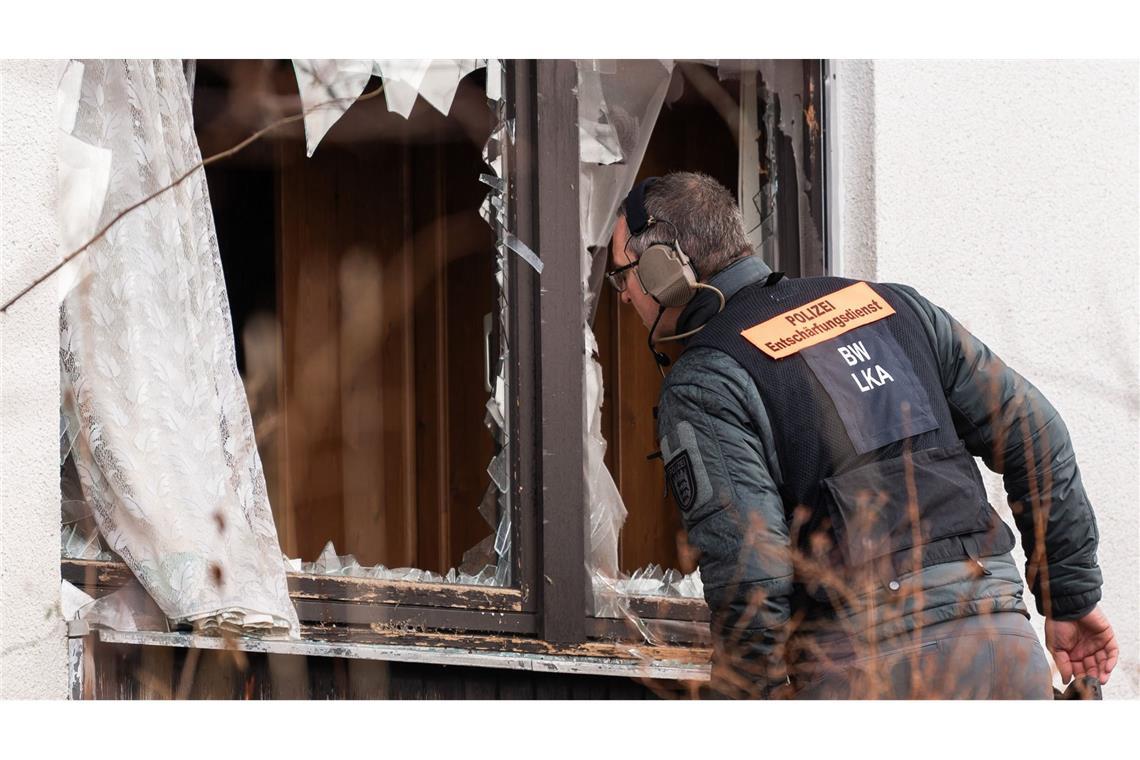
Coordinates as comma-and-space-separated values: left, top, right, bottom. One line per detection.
799, 321, 938, 454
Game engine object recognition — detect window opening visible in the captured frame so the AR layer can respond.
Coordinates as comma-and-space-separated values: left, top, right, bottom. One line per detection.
582, 61, 826, 619
60, 60, 518, 593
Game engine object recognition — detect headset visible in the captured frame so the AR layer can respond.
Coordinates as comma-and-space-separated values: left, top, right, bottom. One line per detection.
621, 178, 725, 369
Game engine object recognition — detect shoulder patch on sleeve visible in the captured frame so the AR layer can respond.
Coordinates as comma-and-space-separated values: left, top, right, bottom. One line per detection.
665, 451, 696, 512
660, 419, 713, 519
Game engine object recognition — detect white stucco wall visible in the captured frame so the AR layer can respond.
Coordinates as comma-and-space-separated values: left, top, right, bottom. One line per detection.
1, 59, 68, 699
831, 59, 1140, 698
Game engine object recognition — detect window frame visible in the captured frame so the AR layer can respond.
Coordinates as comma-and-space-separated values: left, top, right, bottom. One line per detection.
62, 60, 543, 638
576, 58, 828, 646
61, 59, 828, 656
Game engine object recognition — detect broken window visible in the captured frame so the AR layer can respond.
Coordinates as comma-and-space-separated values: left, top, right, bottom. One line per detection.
583, 60, 827, 618
61, 59, 533, 642
189, 60, 515, 587
59, 60, 830, 669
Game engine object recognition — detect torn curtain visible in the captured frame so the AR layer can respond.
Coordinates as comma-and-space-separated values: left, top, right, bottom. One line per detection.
59, 60, 299, 636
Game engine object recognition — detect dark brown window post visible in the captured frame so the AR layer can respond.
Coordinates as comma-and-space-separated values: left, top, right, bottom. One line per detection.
533, 59, 587, 644
508, 59, 541, 612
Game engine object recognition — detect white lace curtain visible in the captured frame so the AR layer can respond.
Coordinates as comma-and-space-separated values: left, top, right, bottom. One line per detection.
59, 59, 299, 636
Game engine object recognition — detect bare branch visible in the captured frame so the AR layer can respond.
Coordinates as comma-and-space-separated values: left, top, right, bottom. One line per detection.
1, 82, 385, 314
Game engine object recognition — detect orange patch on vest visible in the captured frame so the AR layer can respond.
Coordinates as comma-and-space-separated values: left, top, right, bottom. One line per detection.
741, 281, 896, 359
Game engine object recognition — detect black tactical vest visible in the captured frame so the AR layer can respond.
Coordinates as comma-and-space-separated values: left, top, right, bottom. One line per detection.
685, 274, 1015, 603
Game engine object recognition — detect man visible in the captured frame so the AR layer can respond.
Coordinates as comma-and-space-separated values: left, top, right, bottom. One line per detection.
608, 171, 1117, 699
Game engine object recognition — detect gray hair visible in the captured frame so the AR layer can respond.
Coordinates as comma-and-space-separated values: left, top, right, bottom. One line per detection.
617, 171, 753, 279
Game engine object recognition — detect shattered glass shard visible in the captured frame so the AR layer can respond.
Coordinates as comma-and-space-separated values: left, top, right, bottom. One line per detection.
502, 232, 543, 274
487, 450, 509, 492
372, 59, 431, 118
417, 59, 483, 115
291, 59, 373, 157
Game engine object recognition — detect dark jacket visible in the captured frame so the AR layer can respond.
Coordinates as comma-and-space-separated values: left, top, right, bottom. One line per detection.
656, 256, 1103, 697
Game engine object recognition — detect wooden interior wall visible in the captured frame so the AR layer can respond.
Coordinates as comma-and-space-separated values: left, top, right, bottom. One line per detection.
275, 80, 496, 571
594, 66, 739, 575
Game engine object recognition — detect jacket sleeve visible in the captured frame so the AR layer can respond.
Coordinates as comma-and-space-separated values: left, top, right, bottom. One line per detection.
657, 348, 794, 697
886, 284, 1103, 619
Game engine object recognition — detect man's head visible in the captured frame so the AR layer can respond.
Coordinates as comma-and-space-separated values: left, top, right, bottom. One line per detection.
609, 171, 753, 334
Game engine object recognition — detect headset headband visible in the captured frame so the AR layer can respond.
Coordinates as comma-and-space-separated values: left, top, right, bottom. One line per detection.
624, 176, 660, 236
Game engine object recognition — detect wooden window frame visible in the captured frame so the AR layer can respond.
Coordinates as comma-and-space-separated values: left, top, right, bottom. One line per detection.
63, 61, 542, 640
61, 59, 828, 656
61, 60, 575, 645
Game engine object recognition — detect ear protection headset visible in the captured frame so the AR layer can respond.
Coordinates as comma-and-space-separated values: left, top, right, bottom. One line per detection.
623, 178, 698, 309
623, 178, 725, 349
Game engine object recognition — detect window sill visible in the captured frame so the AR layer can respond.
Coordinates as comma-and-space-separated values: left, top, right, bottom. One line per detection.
63, 558, 525, 611
63, 558, 713, 654
90, 626, 711, 681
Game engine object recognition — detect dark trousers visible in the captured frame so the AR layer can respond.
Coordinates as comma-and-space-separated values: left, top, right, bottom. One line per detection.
791, 612, 1054, 699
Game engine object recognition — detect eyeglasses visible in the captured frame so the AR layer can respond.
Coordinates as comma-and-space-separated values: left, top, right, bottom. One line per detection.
605, 259, 640, 293
606, 215, 681, 293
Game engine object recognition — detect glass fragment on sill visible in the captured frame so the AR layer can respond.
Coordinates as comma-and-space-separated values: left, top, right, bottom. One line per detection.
72, 579, 168, 633
286, 541, 500, 587
61, 580, 96, 621
607, 564, 703, 599
75, 577, 290, 637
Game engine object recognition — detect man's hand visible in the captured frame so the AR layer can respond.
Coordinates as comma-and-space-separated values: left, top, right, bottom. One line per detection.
1044, 606, 1119, 685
